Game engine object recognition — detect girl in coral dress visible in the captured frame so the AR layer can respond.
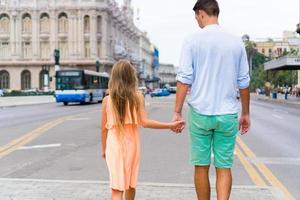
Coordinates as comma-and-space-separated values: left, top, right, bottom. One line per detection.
101, 60, 184, 200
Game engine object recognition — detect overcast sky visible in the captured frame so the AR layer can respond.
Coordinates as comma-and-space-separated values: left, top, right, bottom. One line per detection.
116, 0, 299, 65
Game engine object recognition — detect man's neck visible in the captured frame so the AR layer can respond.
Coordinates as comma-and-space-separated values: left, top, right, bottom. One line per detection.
203, 18, 219, 28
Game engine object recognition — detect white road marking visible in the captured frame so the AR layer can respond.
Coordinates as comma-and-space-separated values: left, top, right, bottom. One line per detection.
249, 157, 300, 165
272, 114, 283, 120
273, 109, 289, 114
67, 118, 90, 121
17, 144, 62, 150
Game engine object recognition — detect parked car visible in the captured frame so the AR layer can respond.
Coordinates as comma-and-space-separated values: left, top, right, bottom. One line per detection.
0, 89, 4, 97
167, 86, 177, 94
150, 89, 170, 97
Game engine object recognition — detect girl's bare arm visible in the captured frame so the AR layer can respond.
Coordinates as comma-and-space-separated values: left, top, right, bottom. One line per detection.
138, 94, 184, 130
101, 97, 108, 158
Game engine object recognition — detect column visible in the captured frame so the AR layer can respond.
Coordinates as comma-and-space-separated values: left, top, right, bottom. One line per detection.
32, 11, 39, 60
298, 70, 300, 87
50, 10, 57, 55
90, 12, 97, 59
68, 12, 76, 58
78, 10, 84, 58
16, 13, 22, 58
101, 12, 108, 60
10, 13, 16, 58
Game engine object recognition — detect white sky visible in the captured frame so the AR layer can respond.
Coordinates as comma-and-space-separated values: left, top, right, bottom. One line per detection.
116, 0, 299, 65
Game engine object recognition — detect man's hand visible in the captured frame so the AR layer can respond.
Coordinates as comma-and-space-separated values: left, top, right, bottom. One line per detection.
239, 114, 251, 135
172, 112, 185, 133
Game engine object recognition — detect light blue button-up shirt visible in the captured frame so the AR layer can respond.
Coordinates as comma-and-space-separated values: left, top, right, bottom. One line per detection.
177, 24, 250, 115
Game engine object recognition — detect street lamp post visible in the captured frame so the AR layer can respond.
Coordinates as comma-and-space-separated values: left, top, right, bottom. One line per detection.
96, 60, 100, 72
54, 49, 60, 71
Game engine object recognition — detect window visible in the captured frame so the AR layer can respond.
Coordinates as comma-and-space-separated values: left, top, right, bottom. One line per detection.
262, 49, 265, 54
0, 14, 10, 33
40, 13, 50, 33
22, 13, 32, 33
0, 70, 9, 89
22, 41, 32, 58
58, 41, 68, 59
21, 70, 31, 90
58, 13, 68, 33
84, 41, 90, 58
0, 42, 9, 58
84, 15, 90, 33
40, 41, 50, 59
97, 16, 102, 33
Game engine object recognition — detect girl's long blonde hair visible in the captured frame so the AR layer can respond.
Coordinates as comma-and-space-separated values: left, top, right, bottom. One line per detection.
108, 59, 141, 135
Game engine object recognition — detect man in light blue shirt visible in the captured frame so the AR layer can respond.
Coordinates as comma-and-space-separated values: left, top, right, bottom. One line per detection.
173, 0, 250, 200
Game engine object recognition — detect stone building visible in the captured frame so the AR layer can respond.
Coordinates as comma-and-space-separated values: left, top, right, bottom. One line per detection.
0, 0, 141, 91
158, 63, 176, 87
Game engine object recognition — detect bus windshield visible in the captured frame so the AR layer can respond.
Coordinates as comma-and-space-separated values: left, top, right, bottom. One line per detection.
56, 76, 84, 90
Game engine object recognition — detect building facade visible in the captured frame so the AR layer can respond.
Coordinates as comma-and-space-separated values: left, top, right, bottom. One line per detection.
158, 63, 176, 87
255, 31, 300, 59
254, 31, 300, 87
138, 31, 153, 87
0, 0, 141, 91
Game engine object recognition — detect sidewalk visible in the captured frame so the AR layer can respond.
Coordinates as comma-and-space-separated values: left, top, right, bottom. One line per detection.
251, 93, 300, 108
0, 96, 55, 108
0, 178, 287, 200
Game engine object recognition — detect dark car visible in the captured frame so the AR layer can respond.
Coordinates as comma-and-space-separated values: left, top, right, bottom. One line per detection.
167, 86, 177, 94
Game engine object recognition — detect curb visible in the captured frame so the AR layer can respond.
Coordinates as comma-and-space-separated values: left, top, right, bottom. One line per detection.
251, 95, 300, 108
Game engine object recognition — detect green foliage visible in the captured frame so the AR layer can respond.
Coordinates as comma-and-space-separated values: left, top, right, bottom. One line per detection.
247, 45, 298, 92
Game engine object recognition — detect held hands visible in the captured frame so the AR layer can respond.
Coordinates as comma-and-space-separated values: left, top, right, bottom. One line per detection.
169, 120, 185, 133
239, 114, 251, 135
171, 112, 186, 134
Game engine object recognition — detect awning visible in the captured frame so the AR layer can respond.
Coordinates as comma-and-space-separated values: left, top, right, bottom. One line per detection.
264, 56, 300, 71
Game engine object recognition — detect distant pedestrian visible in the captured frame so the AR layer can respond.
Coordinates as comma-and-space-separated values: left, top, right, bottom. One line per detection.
101, 59, 184, 200
172, 0, 251, 200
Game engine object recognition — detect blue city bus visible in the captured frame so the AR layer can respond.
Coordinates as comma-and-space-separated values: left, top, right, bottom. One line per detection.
55, 69, 109, 106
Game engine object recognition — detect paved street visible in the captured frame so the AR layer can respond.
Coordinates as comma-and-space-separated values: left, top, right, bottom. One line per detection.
0, 95, 299, 199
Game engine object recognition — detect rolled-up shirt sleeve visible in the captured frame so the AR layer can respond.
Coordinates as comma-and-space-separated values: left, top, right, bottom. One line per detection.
176, 37, 194, 85
237, 45, 250, 89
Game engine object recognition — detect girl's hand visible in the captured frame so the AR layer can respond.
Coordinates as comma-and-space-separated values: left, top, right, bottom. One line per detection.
169, 120, 185, 132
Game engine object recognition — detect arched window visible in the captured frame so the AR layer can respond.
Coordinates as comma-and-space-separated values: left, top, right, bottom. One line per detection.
0, 14, 10, 33
39, 69, 49, 90
97, 16, 102, 33
58, 13, 68, 33
40, 13, 50, 33
22, 13, 32, 33
0, 70, 9, 89
84, 15, 90, 33
262, 49, 265, 54
21, 70, 31, 90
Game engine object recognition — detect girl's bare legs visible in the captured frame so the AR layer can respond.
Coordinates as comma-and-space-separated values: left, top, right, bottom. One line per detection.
125, 187, 136, 200
112, 189, 123, 200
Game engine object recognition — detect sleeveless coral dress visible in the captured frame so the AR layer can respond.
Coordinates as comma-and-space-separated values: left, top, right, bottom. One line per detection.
105, 97, 140, 191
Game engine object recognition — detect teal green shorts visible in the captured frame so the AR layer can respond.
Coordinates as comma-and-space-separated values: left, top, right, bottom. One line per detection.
188, 107, 239, 168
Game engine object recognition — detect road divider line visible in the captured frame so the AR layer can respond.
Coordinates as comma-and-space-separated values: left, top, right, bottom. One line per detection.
235, 146, 267, 187
0, 110, 99, 160
237, 137, 296, 200
17, 143, 62, 150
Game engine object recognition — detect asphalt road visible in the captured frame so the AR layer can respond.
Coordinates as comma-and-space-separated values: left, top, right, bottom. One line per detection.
0, 95, 299, 199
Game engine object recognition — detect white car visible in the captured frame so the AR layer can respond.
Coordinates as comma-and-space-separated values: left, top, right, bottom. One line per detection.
0, 89, 4, 97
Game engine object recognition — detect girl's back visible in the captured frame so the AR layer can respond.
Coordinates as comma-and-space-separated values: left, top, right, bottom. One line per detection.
105, 95, 141, 191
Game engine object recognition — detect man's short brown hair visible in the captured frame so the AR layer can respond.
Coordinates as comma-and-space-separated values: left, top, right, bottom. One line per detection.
193, 0, 220, 17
